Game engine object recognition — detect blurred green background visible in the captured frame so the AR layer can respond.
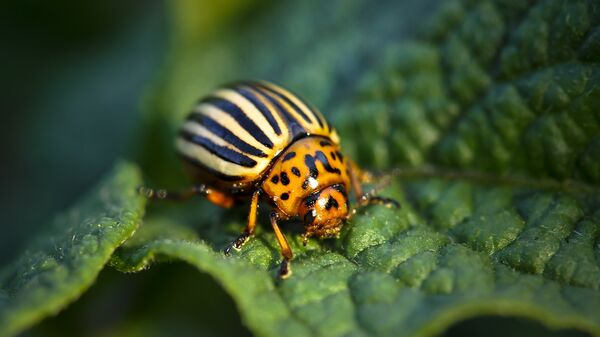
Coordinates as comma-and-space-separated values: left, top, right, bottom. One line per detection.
0, 0, 165, 265
1, 1, 595, 336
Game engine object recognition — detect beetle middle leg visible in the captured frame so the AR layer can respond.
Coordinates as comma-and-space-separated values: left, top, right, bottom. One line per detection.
348, 160, 400, 210
138, 184, 235, 208
138, 184, 207, 201
224, 190, 260, 254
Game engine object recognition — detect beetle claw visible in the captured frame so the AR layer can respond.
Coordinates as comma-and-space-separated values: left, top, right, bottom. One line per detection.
278, 259, 292, 279
224, 231, 252, 255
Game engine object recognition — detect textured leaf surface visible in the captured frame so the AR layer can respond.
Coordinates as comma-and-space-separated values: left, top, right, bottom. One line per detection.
0, 163, 145, 337
112, 180, 600, 337
125, 1, 600, 337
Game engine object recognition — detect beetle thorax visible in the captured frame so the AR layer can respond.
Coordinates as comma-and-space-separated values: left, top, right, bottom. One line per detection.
261, 136, 351, 218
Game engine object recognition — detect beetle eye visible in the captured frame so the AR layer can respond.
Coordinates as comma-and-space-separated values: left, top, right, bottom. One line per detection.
303, 209, 316, 224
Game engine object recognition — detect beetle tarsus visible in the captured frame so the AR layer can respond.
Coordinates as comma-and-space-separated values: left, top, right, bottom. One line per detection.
366, 196, 400, 208
224, 230, 252, 255
357, 194, 400, 209
278, 258, 292, 279
301, 233, 309, 246
137, 185, 207, 201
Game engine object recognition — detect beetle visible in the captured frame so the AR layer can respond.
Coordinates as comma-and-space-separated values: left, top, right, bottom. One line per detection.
140, 80, 398, 278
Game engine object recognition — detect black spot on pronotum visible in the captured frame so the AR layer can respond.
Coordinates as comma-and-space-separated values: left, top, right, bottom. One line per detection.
282, 151, 296, 162
330, 151, 336, 161
319, 140, 332, 147
325, 196, 339, 210
305, 154, 319, 178
271, 175, 279, 184
281, 192, 289, 200
336, 151, 344, 161
315, 151, 341, 175
302, 179, 310, 189
291, 167, 301, 177
280, 172, 290, 185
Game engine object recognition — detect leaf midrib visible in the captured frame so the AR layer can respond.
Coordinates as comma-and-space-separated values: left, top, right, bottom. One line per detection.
391, 166, 600, 193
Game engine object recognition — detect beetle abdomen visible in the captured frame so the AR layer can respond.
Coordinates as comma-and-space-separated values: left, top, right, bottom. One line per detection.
177, 81, 339, 189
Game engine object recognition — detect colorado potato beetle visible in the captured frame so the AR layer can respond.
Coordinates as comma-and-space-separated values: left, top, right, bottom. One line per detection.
140, 81, 398, 278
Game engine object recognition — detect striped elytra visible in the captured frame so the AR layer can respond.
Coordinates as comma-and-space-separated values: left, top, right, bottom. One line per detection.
176, 81, 340, 192
139, 80, 399, 279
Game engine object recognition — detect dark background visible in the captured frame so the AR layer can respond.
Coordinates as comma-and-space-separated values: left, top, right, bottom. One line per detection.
1, 1, 253, 335
0, 1, 591, 336
0, 0, 165, 265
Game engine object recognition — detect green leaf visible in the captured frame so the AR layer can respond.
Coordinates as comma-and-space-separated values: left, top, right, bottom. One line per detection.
0, 162, 145, 337
341, 0, 600, 183
111, 180, 600, 337
6, 0, 599, 336
120, 0, 600, 337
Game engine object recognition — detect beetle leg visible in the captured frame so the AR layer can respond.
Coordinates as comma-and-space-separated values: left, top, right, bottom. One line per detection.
224, 190, 260, 254
138, 184, 208, 201
138, 184, 235, 208
348, 161, 366, 204
270, 211, 293, 279
348, 161, 400, 209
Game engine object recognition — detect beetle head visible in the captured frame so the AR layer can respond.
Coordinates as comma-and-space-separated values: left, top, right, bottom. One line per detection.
298, 184, 349, 242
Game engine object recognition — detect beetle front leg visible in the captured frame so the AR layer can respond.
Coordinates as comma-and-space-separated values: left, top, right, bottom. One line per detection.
224, 190, 260, 254
270, 211, 293, 279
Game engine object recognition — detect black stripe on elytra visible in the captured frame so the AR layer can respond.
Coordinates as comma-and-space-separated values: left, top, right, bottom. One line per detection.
298, 97, 326, 128
179, 130, 257, 168
282, 151, 296, 162
315, 151, 341, 174
280, 172, 290, 185
234, 86, 282, 135
255, 83, 313, 124
319, 140, 332, 147
251, 86, 306, 136
202, 97, 274, 149
335, 151, 344, 162
187, 114, 267, 158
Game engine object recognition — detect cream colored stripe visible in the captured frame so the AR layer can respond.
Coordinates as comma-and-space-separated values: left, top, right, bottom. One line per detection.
262, 82, 323, 129
259, 88, 312, 132
192, 103, 270, 152
176, 138, 264, 177
213, 88, 282, 142
182, 121, 240, 153
243, 85, 289, 139
329, 129, 340, 144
